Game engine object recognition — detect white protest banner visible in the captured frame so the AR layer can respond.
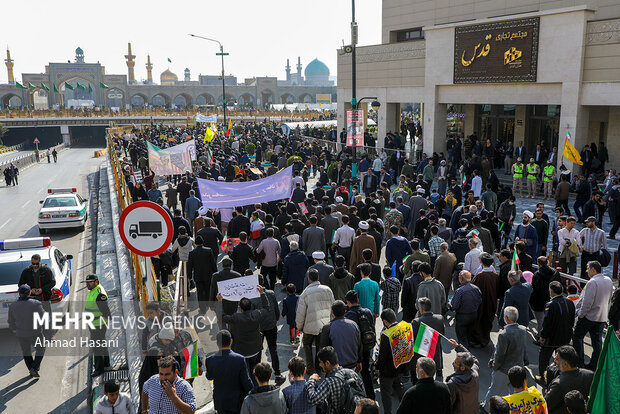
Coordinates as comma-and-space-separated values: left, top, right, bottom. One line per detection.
217, 274, 260, 301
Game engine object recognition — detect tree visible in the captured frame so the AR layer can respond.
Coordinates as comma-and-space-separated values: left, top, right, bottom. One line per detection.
0, 123, 7, 147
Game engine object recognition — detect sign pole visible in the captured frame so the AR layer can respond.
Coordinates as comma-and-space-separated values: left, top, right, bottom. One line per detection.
145, 256, 154, 301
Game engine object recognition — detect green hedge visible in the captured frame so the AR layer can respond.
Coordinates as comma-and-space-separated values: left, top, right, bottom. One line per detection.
245, 142, 256, 156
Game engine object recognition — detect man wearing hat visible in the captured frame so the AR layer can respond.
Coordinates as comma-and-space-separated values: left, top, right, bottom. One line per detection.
515, 211, 539, 259
543, 160, 555, 200
349, 221, 378, 273
512, 157, 524, 198
8, 284, 46, 377
526, 158, 540, 199
83, 274, 112, 377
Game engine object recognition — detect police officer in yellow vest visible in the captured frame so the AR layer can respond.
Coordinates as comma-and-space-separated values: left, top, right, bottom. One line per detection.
83, 274, 111, 377
512, 157, 524, 198
526, 158, 540, 199
543, 160, 555, 200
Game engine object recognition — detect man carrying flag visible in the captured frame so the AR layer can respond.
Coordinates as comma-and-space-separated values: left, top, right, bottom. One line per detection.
181, 341, 201, 380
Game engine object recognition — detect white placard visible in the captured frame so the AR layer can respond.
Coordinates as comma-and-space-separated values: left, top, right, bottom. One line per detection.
217, 274, 260, 301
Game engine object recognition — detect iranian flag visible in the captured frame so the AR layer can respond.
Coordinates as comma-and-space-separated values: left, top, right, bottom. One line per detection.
462, 174, 468, 186
250, 218, 264, 240
413, 322, 439, 358
511, 249, 520, 272
181, 341, 199, 379
220, 234, 228, 252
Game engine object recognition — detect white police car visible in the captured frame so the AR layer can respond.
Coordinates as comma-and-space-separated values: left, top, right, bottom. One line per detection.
0, 237, 72, 329
38, 188, 88, 233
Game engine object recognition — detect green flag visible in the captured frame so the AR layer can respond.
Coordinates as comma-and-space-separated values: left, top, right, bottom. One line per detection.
53, 83, 58, 93
587, 329, 620, 413
99, 82, 109, 89
64, 82, 74, 90
28, 82, 36, 89
40, 83, 50, 91
15, 81, 27, 89
88, 84, 93, 93
167, 58, 172, 63
76, 82, 85, 90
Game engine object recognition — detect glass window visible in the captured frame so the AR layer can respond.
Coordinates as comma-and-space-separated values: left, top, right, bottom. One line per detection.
396, 28, 424, 42
43, 197, 77, 208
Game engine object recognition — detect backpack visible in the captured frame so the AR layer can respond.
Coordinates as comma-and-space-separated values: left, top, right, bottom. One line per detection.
357, 309, 377, 350
333, 368, 366, 414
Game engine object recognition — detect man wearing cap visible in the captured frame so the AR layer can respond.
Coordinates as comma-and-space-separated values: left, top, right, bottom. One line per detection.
83, 274, 112, 377
543, 160, 555, 200
512, 158, 524, 198
515, 211, 539, 259
349, 221, 378, 273
526, 158, 540, 199
8, 284, 46, 377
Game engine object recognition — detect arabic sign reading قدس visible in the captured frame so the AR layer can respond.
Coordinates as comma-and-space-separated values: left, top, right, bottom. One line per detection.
217, 274, 260, 301
454, 17, 539, 84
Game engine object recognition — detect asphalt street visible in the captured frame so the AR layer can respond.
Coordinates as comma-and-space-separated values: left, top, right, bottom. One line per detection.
0, 147, 103, 413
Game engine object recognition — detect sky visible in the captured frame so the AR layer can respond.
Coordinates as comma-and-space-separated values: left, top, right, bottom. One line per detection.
1, 0, 382, 84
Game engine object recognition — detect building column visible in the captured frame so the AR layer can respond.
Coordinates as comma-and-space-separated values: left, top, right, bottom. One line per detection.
514, 105, 526, 146
423, 86, 447, 156
558, 82, 588, 172
464, 104, 476, 137
60, 126, 71, 147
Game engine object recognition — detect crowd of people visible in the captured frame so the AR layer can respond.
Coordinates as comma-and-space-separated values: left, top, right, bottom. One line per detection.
103, 124, 620, 414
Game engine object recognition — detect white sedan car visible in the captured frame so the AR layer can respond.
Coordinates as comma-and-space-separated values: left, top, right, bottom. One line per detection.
38, 188, 88, 233
0, 237, 73, 329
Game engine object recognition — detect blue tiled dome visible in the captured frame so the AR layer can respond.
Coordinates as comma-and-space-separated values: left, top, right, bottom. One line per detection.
304, 58, 330, 78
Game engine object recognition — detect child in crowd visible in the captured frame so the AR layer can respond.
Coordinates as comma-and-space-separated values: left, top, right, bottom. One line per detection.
380, 266, 402, 313
282, 357, 316, 414
567, 284, 581, 304
95, 380, 135, 414
281, 283, 300, 344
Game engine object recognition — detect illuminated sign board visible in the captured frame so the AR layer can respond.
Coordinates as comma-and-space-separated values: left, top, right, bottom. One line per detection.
454, 17, 539, 84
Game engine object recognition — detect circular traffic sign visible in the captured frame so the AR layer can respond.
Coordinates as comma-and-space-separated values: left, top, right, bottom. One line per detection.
118, 201, 174, 256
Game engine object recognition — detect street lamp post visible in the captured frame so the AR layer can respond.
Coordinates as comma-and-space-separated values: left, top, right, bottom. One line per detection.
189, 34, 229, 134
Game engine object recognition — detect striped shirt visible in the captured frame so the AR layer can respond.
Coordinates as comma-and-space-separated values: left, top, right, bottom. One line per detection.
579, 227, 607, 254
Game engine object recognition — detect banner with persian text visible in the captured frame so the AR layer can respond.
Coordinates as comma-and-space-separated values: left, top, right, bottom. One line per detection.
197, 166, 293, 208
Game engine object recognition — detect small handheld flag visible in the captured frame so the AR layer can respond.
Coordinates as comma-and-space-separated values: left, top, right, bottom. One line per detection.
226, 118, 232, 137
511, 250, 520, 272
562, 131, 583, 166
413, 322, 440, 358
181, 341, 199, 379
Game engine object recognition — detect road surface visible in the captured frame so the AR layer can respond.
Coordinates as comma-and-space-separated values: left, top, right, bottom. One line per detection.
0, 147, 103, 413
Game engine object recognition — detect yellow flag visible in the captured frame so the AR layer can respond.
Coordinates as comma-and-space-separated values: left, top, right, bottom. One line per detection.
204, 123, 215, 143
562, 132, 583, 165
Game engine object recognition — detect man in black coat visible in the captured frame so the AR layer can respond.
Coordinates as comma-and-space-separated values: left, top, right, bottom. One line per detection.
396, 357, 451, 414
187, 236, 217, 314
18, 254, 56, 303
544, 345, 593, 414
176, 176, 192, 212
537, 282, 575, 386
362, 172, 378, 196
172, 209, 192, 242
230, 232, 254, 275
228, 207, 250, 238
219, 286, 269, 379
412, 297, 446, 377
210, 258, 243, 317
196, 218, 224, 255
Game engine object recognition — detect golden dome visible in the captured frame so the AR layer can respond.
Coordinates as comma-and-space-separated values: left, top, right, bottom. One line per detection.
160, 69, 178, 81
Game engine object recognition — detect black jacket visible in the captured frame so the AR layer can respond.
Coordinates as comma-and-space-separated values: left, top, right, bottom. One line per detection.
187, 246, 217, 285
18, 265, 55, 302
396, 377, 451, 414
228, 214, 250, 238
231, 242, 254, 274
206, 349, 253, 413
196, 226, 224, 255
223, 293, 269, 357
530, 266, 562, 312
540, 295, 575, 347
401, 273, 424, 322
353, 262, 382, 284
376, 322, 410, 377
545, 368, 594, 414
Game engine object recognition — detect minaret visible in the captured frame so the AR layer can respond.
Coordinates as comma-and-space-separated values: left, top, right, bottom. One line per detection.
184, 68, 190, 82
285, 59, 291, 83
5, 48, 14, 85
296, 56, 302, 84
125, 42, 136, 84
145, 54, 153, 84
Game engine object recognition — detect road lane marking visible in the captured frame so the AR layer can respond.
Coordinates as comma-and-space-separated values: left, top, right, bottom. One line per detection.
22, 200, 31, 208
0, 218, 11, 231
